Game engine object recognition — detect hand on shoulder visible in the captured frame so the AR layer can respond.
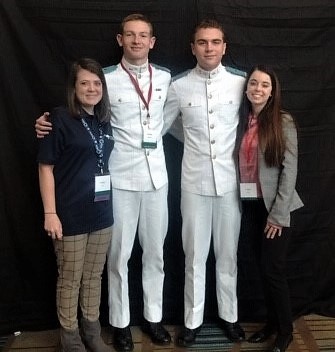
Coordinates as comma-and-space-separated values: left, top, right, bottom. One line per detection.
35, 112, 52, 138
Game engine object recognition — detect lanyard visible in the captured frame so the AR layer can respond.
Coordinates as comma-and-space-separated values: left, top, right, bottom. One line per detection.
81, 117, 105, 174
121, 61, 153, 118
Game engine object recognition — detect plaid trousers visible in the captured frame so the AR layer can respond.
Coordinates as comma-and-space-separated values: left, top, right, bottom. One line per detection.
53, 226, 112, 329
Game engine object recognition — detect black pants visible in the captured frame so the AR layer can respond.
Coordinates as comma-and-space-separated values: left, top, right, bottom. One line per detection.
242, 199, 293, 335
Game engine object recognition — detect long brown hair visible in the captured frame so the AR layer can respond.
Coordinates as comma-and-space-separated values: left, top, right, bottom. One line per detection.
238, 65, 285, 167
67, 58, 111, 123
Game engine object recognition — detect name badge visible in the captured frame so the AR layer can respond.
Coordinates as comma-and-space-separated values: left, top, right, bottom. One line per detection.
240, 183, 257, 199
142, 129, 157, 149
94, 173, 111, 202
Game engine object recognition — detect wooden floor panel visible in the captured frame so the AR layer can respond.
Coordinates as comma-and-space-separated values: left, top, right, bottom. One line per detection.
1, 315, 334, 351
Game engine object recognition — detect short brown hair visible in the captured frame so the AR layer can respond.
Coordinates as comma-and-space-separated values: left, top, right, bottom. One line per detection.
119, 13, 153, 36
191, 19, 225, 43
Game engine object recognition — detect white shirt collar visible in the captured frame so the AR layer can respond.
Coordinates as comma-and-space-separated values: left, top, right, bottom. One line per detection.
195, 63, 222, 78
121, 57, 149, 74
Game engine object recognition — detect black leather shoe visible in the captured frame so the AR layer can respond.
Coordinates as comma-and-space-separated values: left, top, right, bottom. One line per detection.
220, 320, 245, 342
270, 333, 293, 352
113, 326, 134, 352
248, 324, 276, 343
141, 320, 171, 345
176, 326, 201, 347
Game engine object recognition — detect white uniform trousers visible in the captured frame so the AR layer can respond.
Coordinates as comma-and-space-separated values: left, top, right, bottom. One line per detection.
181, 190, 241, 329
107, 185, 168, 328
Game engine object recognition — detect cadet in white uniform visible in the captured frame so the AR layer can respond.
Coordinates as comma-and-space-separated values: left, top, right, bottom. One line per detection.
105, 14, 171, 352
163, 19, 246, 347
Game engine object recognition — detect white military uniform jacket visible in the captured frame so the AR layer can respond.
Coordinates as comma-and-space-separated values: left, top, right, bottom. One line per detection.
163, 64, 245, 196
104, 59, 171, 191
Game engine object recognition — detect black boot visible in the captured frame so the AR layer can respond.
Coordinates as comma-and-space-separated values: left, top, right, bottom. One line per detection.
141, 320, 171, 344
248, 324, 277, 343
113, 326, 134, 352
176, 326, 201, 347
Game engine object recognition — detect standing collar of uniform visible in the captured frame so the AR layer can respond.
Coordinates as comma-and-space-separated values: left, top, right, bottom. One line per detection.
195, 63, 223, 78
121, 57, 149, 74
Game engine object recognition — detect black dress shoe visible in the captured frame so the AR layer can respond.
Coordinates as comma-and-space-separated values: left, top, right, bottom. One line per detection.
270, 333, 293, 352
220, 320, 245, 342
176, 326, 201, 347
141, 320, 171, 345
113, 326, 134, 352
248, 324, 276, 343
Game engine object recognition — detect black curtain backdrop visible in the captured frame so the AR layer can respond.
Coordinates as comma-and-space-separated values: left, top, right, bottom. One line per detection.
0, 0, 335, 335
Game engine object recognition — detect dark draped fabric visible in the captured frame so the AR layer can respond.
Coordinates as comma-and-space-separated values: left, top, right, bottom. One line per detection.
0, 0, 334, 334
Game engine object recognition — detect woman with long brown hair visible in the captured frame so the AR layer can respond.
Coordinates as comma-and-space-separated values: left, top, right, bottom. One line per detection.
235, 65, 303, 352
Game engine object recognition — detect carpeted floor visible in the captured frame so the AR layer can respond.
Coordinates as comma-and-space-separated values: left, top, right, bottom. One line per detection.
1, 315, 334, 351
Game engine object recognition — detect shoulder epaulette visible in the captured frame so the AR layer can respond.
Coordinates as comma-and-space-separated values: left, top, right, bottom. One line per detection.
225, 66, 247, 78
150, 63, 170, 73
172, 69, 192, 82
103, 65, 118, 74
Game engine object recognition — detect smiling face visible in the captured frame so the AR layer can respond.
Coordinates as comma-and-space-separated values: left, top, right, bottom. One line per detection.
191, 27, 226, 71
75, 68, 103, 113
246, 70, 273, 114
117, 20, 156, 65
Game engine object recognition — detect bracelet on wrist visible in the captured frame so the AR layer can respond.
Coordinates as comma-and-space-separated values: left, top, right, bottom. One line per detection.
44, 212, 56, 214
